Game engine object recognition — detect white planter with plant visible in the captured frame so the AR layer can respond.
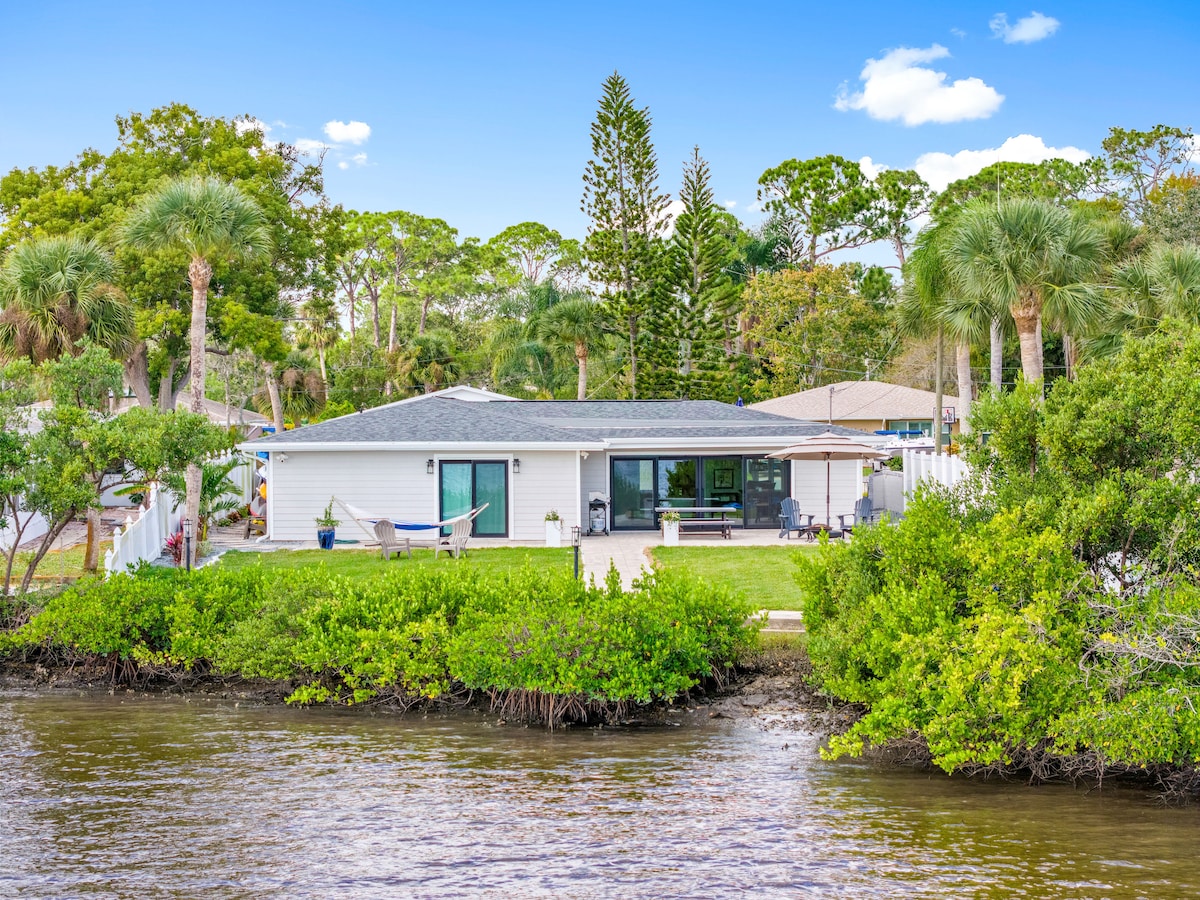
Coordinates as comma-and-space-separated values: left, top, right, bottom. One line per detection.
661, 510, 680, 546
545, 510, 563, 547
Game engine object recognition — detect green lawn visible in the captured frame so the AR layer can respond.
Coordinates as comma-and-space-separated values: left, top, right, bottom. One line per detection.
215, 546, 575, 577
650, 544, 817, 611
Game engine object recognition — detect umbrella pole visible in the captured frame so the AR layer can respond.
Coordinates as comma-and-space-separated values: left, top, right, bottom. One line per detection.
826, 453, 831, 528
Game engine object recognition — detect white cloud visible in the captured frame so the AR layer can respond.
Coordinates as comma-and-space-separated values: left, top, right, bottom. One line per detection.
858, 155, 889, 180
990, 11, 1060, 43
352, 152, 368, 166
323, 120, 371, 145
913, 134, 1090, 190
746, 199, 766, 213
950, 27, 967, 39
294, 137, 327, 155
337, 161, 349, 170
235, 117, 271, 138
724, 200, 737, 209
835, 44, 1004, 126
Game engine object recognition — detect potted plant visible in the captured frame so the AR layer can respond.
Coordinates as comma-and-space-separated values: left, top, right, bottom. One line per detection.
315, 497, 340, 550
660, 509, 680, 546
544, 509, 563, 547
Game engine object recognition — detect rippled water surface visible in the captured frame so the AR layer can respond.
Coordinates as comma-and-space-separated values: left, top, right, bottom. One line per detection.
1, 692, 1197, 898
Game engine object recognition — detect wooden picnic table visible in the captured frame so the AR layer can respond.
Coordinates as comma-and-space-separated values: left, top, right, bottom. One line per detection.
654, 506, 738, 539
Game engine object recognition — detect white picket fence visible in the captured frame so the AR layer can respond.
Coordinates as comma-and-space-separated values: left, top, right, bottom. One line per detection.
103, 483, 181, 577
902, 449, 969, 499
100, 453, 255, 577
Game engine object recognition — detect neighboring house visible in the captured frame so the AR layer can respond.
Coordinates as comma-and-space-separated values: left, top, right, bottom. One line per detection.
241, 386, 877, 542
751, 381, 962, 442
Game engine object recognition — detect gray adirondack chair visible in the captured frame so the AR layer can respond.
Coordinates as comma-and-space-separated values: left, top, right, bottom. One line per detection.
435, 502, 489, 559
778, 498, 814, 539
374, 519, 411, 560
838, 497, 875, 534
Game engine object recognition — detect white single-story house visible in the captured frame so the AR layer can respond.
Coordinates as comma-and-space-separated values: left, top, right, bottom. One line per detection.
240, 386, 878, 542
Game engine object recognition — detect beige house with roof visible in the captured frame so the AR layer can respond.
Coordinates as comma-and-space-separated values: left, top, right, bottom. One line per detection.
751, 381, 962, 441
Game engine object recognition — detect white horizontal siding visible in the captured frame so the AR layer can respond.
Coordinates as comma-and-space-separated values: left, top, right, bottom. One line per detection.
511, 451, 579, 539
266, 449, 578, 542
791, 458, 864, 527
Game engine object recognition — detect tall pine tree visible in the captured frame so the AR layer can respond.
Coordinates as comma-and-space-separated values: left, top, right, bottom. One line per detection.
581, 72, 668, 398
667, 146, 738, 398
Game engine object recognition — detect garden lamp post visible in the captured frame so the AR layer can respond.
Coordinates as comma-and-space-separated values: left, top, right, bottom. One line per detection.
571, 525, 582, 580
183, 517, 193, 573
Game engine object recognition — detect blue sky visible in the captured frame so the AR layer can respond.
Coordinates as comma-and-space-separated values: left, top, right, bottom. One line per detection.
1, 0, 1197, 246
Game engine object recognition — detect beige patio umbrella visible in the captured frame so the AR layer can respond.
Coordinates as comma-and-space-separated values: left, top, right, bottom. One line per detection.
768, 432, 888, 529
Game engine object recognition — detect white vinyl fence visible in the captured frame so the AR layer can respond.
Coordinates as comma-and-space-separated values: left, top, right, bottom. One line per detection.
214, 450, 254, 504
902, 449, 969, 499
103, 484, 181, 577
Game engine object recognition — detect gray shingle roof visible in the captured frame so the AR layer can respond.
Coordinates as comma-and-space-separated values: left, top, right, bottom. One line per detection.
246, 395, 872, 448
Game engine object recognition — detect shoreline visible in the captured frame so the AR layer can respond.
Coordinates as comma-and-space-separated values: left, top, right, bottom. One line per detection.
0, 646, 856, 731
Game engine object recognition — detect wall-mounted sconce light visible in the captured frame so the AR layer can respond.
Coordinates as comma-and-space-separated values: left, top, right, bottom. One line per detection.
512, 458, 521, 474
581, 451, 589, 460
278, 452, 289, 462
427, 459, 435, 475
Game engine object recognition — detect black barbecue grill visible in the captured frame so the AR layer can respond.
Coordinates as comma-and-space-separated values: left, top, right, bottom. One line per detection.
587, 495, 609, 535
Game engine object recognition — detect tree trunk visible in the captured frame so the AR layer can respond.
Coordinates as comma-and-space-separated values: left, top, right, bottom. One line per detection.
262, 361, 285, 432
1010, 289, 1044, 384
576, 343, 588, 401
419, 296, 431, 335
18, 512, 75, 595
1063, 332, 1076, 381
183, 462, 202, 569
317, 345, 327, 385
955, 342, 972, 436
124, 342, 154, 409
2, 499, 29, 594
371, 293, 380, 347
628, 318, 638, 399
934, 325, 945, 454
83, 505, 102, 573
185, 255, 212, 570
990, 319, 1004, 394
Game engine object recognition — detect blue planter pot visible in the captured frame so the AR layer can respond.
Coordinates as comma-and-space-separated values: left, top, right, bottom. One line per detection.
317, 528, 335, 549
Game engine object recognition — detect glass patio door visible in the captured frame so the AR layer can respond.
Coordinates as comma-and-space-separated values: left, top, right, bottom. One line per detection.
743, 458, 790, 528
439, 460, 508, 537
612, 458, 655, 529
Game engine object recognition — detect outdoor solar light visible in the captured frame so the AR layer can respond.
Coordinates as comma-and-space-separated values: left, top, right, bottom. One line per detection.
571, 525, 582, 580
512, 458, 521, 474
182, 517, 193, 573
427, 459, 435, 474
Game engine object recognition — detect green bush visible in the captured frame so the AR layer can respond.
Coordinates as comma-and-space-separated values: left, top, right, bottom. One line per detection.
6, 559, 755, 721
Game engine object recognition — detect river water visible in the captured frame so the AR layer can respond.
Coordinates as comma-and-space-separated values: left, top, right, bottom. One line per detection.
1, 692, 1196, 899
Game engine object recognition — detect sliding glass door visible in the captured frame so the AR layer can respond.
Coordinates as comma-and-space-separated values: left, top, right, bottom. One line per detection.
612, 458, 655, 529
439, 460, 508, 537
611, 455, 762, 529
743, 458, 790, 528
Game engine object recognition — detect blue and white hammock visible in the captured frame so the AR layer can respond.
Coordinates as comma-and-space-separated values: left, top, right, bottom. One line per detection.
334, 497, 487, 540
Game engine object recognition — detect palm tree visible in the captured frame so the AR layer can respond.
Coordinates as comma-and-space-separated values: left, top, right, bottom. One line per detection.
394, 331, 461, 394
0, 235, 133, 363
296, 295, 340, 384
1083, 243, 1200, 359
257, 350, 326, 423
538, 295, 606, 400
163, 455, 247, 541
946, 198, 1106, 384
120, 176, 270, 565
